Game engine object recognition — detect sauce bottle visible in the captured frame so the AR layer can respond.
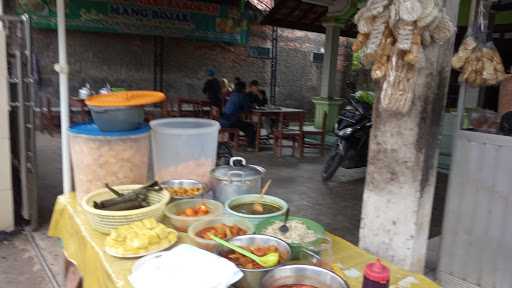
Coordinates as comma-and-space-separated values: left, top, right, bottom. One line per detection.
362, 259, 390, 288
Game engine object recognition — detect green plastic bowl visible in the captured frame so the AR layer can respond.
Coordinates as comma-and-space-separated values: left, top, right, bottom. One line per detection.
255, 216, 325, 259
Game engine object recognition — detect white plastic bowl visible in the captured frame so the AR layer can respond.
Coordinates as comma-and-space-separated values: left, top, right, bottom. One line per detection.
188, 217, 254, 252
164, 199, 224, 232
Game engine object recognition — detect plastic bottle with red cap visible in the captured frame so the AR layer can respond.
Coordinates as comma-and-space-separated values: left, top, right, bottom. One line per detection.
362, 259, 390, 288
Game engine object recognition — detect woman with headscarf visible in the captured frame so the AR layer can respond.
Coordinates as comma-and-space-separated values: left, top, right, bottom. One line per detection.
220, 78, 232, 105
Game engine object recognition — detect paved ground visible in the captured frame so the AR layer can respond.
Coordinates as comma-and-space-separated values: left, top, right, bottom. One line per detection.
0, 133, 447, 287
0, 231, 54, 288
240, 150, 448, 244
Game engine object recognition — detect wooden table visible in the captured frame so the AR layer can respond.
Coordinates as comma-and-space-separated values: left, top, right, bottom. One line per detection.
251, 107, 304, 151
70, 97, 90, 122
176, 98, 211, 118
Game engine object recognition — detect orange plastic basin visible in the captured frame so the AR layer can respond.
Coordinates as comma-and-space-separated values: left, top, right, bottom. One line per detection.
85, 91, 166, 107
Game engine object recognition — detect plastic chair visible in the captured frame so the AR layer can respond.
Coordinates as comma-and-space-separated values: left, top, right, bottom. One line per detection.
303, 111, 327, 156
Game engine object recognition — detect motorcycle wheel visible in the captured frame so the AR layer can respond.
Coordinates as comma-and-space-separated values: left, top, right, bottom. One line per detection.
322, 142, 345, 181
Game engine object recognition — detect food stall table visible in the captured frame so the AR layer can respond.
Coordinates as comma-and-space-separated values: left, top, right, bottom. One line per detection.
49, 193, 440, 288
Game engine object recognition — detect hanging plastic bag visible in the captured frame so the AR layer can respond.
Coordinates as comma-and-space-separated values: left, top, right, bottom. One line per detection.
451, 32, 478, 71
451, 0, 508, 87
380, 48, 417, 113
454, 40, 507, 87
481, 41, 507, 85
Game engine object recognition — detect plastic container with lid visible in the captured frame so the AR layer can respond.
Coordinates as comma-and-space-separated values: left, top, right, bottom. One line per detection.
150, 118, 220, 184
362, 259, 390, 288
69, 123, 150, 201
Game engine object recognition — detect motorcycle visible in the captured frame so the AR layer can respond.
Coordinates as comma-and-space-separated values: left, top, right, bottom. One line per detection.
322, 96, 373, 181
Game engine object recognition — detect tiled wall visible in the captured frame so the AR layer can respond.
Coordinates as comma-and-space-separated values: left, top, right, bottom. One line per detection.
0, 27, 14, 231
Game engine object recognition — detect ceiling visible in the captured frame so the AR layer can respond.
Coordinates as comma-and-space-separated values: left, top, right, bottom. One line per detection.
260, 0, 512, 37
260, 0, 358, 37
261, 0, 328, 33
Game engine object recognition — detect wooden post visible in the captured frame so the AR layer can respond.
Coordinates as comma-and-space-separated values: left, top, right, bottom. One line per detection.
358, 0, 461, 272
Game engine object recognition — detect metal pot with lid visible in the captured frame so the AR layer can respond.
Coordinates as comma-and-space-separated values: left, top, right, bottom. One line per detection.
210, 157, 266, 204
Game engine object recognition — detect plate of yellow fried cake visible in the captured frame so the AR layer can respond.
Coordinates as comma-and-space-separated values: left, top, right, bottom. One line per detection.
105, 218, 178, 258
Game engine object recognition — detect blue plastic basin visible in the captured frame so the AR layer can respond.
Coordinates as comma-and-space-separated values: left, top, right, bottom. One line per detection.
89, 106, 145, 132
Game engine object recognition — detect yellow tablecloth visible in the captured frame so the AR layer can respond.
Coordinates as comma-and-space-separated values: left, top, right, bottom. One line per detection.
48, 193, 439, 288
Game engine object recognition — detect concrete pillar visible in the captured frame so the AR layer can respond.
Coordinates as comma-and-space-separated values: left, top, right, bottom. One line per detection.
313, 22, 343, 131
320, 23, 341, 100
358, 0, 460, 272
0, 24, 14, 232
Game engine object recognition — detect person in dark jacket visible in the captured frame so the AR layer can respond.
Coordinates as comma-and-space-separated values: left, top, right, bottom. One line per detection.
202, 68, 222, 109
234, 77, 242, 86
247, 80, 268, 108
220, 81, 256, 149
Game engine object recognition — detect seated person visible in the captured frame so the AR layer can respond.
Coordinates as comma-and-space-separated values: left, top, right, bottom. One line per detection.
247, 80, 268, 108
220, 81, 256, 149
247, 80, 275, 135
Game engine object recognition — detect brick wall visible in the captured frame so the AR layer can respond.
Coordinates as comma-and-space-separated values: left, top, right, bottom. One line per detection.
499, 77, 512, 114
31, 23, 350, 117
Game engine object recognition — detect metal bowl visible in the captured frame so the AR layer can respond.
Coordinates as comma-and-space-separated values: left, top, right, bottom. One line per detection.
160, 179, 207, 200
261, 265, 349, 288
218, 234, 292, 288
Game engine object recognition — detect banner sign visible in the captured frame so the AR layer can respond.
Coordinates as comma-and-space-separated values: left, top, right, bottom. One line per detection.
17, 0, 249, 44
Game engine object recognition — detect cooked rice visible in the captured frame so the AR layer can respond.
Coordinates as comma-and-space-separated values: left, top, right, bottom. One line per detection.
262, 220, 317, 244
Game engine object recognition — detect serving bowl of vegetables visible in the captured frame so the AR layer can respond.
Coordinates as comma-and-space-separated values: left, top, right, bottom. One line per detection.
161, 179, 207, 200
164, 199, 224, 232
218, 234, 291, 288
188, 217, 254, 252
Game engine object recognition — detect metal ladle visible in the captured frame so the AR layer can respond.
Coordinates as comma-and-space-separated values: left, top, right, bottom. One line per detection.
279, 208, 290, 233
252, 179, 272, 213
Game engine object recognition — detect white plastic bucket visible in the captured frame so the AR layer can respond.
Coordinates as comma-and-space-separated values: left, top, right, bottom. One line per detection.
150, 118, 220, 184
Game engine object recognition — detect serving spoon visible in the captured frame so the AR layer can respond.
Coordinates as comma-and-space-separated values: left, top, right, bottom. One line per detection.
253, 179, 272, 213
209, 234, 280, 268
279, 208, 290, 234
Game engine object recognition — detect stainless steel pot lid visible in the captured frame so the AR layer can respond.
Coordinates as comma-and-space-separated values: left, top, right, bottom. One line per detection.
211, 157, 265, 181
